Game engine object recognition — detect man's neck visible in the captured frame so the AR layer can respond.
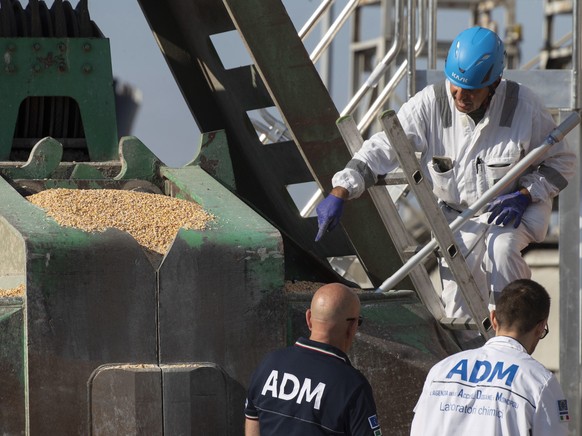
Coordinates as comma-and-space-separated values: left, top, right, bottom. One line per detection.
468, 82, 498, 123
468, 105, 487, 124
496, 332, 536, 355
309, 333, 348, 354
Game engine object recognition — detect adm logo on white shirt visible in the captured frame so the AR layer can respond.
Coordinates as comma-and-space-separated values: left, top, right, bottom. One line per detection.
446, 359, 519, 387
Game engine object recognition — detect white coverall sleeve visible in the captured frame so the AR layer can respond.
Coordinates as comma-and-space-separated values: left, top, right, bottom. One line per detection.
531, 375, 569, 436
332, 90, 431, 200
516, 88, 577, 203
331, 131, 396, 200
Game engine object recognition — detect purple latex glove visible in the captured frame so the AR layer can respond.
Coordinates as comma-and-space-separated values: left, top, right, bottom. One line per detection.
315, 194, 344, 241
487, 191, 531, 228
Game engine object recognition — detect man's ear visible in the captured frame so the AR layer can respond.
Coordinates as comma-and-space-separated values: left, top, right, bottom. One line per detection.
490, 310, 498, 332
347, 318, 358, 338
305, 309, 312, 331
535, 318, 547, 337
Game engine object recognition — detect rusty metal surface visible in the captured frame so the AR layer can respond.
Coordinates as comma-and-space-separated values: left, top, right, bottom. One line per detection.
162, 364, 243, 435
90, 365, 163, 435
23, 229, 158, 434
0, 304, 25, 433
89, 363, 244, 435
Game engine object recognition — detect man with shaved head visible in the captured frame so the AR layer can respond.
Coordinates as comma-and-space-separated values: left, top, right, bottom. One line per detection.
244, 283, 382, 435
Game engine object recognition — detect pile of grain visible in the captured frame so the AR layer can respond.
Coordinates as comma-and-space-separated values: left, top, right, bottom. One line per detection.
284, 281, 364, 294
0, 284, 25, 298
284, 281, 326, 294
27, 188, 215, 254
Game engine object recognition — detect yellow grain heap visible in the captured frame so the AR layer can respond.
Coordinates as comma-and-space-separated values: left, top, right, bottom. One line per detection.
0, 284, 25, 298
284, 281, 326, 294
284, 281, 364, 294
27, 188, 215, 254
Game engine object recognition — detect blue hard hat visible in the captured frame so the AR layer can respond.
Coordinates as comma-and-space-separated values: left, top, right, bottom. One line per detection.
444, 27, 505, 89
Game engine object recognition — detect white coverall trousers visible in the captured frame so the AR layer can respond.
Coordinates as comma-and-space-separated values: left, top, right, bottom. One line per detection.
439, 198, 552, 319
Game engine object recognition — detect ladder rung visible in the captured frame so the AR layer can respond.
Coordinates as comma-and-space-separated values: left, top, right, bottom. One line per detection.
439, 316, 477, 330
378, 172, 408, 185
402, 245, 422, 258
439, 316, 493, 332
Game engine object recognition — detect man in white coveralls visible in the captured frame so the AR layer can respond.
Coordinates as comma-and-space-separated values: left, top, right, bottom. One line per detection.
410, 278, 569, 435
315, 26, 575, 318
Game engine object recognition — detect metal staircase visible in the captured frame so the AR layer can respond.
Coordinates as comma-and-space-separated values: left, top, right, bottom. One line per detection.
137, 0, 413, 288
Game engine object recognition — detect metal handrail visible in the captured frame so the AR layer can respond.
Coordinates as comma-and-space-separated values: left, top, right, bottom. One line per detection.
340, 0, 404, 116
427, 0, 437, 69
310, 0, 360, 63
573, 0, 581, 108
520, 32, 572, 70
406, 0, 417, 99
307, 0, 425, 130
299, 0, 335, 40
357, 0, 426, 133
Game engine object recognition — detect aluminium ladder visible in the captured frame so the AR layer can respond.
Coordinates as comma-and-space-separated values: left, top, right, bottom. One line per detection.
337, 108, 581, 340
336, 113, 492, 339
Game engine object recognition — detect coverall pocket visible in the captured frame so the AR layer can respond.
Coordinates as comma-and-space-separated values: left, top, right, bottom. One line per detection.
428, 159, 460, 205
476, 156, 518, 197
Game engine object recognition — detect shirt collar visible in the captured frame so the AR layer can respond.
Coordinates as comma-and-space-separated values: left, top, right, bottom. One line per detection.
486, 335, 528, 354
295, 337, 352, 366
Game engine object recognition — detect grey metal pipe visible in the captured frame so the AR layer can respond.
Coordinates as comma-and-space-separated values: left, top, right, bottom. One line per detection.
377, 112, 581, 292
340, 0, 403, 116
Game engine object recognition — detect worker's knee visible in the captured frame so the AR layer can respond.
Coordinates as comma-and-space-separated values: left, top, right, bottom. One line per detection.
486, 231, 525, 261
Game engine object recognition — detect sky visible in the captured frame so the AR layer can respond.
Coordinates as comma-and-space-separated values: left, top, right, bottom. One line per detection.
81, 0, 569, 167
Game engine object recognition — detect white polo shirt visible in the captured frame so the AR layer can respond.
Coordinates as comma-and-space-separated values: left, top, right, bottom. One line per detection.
410, 336, 569, 436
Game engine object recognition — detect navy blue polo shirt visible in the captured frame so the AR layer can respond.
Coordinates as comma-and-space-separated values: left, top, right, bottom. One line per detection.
244, 337, 382, 435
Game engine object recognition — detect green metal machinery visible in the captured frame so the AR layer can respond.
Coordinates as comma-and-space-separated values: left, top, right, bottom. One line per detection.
0, 1, 460, 434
